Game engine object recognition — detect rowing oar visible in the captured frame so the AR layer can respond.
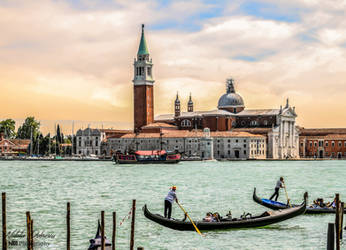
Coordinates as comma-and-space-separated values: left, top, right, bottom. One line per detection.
283, 183, 292, 207
176, 201, 203, 236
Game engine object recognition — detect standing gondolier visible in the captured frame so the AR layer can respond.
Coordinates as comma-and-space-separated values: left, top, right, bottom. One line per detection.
164, 186, 178, 219
270, 177, 284, 201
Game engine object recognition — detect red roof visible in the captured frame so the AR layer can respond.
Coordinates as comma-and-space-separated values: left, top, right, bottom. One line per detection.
135, 150, 166, 156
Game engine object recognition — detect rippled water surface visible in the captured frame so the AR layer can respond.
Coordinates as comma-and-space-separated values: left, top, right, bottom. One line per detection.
0, 160, 346, 249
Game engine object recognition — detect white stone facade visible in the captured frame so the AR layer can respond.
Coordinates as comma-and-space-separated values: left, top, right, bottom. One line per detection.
76, 128, 106, 156
103, 130, 266, 160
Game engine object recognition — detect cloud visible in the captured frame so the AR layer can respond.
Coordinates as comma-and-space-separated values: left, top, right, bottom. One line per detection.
1, 0, 346, 132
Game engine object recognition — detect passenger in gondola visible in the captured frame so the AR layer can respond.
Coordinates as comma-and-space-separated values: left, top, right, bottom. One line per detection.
164, 186, 178, 219
269, 177, 284, 201
327, 197, 337, 208
203, 212, 213, 222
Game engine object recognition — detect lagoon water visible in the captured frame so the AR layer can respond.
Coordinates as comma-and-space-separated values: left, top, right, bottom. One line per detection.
0, 160, 345, 249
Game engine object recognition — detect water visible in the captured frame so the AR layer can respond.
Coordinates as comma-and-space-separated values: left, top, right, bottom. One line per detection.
0, 160, 345, 250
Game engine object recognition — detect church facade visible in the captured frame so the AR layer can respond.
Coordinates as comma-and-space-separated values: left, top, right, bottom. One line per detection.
106, 24, 300, 160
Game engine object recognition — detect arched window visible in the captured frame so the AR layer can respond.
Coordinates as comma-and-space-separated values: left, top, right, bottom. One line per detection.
181, 119, 192, 127
250, 120, 257, 126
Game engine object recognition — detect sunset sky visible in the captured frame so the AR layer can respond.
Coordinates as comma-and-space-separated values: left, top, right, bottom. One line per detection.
1, 0, 346, 134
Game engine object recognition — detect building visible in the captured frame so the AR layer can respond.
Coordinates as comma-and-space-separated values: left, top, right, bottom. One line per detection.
0, 133, 30, 156
76, 128, 106, 156
103, 127, 266, 160
133, 24, 154, 132
299, 128, 346, 159
156, 78, 299, 159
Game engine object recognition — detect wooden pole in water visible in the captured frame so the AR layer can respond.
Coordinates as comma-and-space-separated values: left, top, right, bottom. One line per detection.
130, 200, 136, 250
327, 223, 335, 250
30, 219, 33, 250
101, 211, 105, 250
26, 212, 31, 250
67, 202, 70, 250
112, 212, 116, 250
2, 193, 7, 250
340, 202, 344, 240
335, 193, 340, 250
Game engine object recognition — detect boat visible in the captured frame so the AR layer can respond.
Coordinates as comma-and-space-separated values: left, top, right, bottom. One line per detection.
115, 150, 181, 164
143, 194, 306, 231
253, 188, 346, 214
88, 221, 112, 250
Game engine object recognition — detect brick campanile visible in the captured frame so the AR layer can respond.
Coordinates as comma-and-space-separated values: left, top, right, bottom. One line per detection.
133, 24, 155, 131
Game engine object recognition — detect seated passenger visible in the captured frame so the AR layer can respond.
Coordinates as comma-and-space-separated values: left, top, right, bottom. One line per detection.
203, 212, 213, 222
327, 198, 337, 208
212, 213, 221, 222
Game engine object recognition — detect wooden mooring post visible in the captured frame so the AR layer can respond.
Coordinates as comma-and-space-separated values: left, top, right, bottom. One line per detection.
2, 193, 7, 250
130, 200, 136, 250
335, 193, 344, 250
30, 219, 33, 249
101, 211, 105, 250
67, 202, 70, 250
112, 212, 116, 250
327, 223, 335, 250
26, 212, 32, 250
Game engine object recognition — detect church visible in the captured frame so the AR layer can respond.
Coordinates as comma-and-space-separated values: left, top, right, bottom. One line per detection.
129, 24, 299, 159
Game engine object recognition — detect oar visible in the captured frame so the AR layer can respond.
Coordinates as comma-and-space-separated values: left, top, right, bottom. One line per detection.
176, 201, 203, 236
283, 183, 292, 207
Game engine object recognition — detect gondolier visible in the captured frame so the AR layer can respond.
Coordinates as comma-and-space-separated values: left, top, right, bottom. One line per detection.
164, 186, 178, 219
270, 177, 284, 201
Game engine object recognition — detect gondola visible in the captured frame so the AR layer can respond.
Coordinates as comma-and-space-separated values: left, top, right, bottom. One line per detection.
253, 187, 346, 214
143, 193, 306, 231
88, 220, 112, 250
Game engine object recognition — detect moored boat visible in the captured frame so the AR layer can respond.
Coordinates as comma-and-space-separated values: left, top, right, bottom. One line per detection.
143, 193, 306, 231
115, 150, 181, 164
88, 221, 112, 250
253, 188, 346, 214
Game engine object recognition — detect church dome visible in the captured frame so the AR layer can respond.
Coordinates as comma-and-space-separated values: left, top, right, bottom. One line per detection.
218, 93, 244, 108
217, 78, 245, 112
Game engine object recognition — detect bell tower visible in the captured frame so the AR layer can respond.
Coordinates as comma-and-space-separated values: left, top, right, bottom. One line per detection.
133, 24, 154, 131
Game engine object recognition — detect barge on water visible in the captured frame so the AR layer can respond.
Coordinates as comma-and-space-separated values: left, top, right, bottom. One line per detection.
114, 150, 181, 164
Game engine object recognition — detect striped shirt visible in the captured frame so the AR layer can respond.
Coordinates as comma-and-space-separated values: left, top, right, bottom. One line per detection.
165, 190, 177, 204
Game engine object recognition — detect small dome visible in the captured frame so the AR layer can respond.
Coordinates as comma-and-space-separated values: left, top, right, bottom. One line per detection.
218, 93, 244, 108
217, 78, 245, 110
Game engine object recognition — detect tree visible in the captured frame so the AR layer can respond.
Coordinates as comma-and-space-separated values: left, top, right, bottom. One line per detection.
56, 124, 63, 144
17, 117, 40, 139
0, 119, 16, 138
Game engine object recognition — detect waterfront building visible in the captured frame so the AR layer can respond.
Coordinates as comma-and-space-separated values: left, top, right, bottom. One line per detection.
156, 79, 299, 159
299, 128, 346, 159
0, 133, 30, 156
76, 128, 106, 156
103, 127, 266, 160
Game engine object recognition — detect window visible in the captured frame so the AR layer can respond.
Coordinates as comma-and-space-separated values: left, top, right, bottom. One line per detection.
338, 141, 342, 147
236, 140, 238, 143
309, 141, 312, 147
147, 67, 151, 76
78, 141, 81, 147
263, 120, 268, 126
319, 141, 323, 147
95, 150, 98, 155
181, 119, 192, 127
326, 141, 329, 147
228, 139, 230, 143
244, 150, 246, 154
250, 120, 257, 126
332, 141, 335, 147
228, 150, 230, 155
96, 141, 98, 147
243, 144, 246, 148
344, 141, 346, 147
314, 142, 317, 147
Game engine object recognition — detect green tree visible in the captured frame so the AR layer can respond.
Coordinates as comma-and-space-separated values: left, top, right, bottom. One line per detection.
17, 117, 40, 139
0, 119, 16, 138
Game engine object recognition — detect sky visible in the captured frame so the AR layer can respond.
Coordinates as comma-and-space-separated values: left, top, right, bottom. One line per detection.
1, 0, 346, 134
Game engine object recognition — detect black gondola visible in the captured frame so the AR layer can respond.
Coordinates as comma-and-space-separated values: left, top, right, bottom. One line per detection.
143, 193, 306, 231
88, 221, 112, 250
253, 187, 346, 214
